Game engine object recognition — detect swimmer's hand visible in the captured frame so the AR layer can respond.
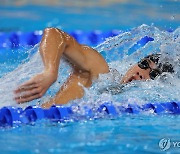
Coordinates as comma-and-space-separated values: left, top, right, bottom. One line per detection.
14, 71, 57, 104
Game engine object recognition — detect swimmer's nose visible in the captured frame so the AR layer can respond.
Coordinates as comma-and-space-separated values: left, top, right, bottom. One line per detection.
135, 72, 143, 80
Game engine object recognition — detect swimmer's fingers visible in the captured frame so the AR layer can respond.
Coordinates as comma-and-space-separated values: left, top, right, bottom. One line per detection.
15, 88, 44, 103
14, 81, 38, 93
15, 94, 41, 104
20, 78, 37, 87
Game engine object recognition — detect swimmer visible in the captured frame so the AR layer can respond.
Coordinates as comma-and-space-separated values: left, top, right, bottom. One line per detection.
14, 28, 174, 108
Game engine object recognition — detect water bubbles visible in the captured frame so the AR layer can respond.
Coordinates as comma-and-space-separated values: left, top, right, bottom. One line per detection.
170, 15, 175, 20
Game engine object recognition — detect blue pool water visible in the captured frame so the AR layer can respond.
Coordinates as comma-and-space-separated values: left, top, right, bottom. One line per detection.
0, 0, 180, 32
0, 115, 180, 153
1, 26, 180, 154
0, 0, 180, 153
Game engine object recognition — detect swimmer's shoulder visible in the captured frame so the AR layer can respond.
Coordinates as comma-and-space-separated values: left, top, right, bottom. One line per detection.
79, 45, 109, 77
56, 28, 109, 77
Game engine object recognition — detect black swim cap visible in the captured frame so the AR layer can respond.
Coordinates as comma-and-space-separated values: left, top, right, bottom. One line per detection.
144, 53, 174, 73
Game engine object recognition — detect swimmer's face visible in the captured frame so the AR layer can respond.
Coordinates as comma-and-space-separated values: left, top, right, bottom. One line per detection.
121, 59, 159, 84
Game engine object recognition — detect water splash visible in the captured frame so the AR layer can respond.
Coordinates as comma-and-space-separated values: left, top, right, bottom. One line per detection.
0, 25, 180, 109
86, 24, 180, 107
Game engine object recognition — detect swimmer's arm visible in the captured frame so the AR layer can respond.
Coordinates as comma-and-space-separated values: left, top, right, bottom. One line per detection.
14, 28, 66, 103
41, 69, 91, 108
15, 28, 109, 104
41, 33, 110, 108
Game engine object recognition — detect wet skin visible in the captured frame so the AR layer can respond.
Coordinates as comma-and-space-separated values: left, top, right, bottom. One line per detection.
121, 61, 157, 84
14, 28, 157, 108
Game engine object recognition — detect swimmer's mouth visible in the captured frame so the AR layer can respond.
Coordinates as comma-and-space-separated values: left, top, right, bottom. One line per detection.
121, 76, 137, 84
128, 76, 136, 82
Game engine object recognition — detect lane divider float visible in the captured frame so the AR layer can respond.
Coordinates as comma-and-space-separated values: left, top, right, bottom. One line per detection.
0, 30, 153, 49
0, 102, 180, 127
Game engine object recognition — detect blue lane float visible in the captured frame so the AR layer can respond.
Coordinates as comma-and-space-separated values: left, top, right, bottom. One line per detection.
0, 102, 180, 127
0, 31, 43, 48
0, 30, 119, 48
0, 30, 154, 49
127, 36, 154, 55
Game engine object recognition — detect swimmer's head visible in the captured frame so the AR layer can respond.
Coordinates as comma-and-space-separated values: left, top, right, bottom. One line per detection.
121, 53, 174, 83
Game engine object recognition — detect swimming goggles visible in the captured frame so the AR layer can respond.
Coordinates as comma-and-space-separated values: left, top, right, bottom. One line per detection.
138, 58, 161, 80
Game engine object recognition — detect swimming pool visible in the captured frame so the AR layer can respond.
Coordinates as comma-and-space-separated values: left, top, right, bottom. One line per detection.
0, 0, 180, 153
1, 0, 179, 32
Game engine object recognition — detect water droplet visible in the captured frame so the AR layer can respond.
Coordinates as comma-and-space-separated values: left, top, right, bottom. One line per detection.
170, 15, 175, 20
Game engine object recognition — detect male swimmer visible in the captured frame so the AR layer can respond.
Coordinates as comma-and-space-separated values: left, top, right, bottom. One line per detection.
14, 28, 174, 108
